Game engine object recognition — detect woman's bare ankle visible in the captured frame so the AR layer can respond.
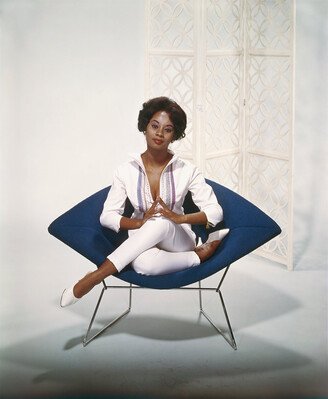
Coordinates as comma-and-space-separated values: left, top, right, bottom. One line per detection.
73, 272, 97, 298
72, 259, 118, 299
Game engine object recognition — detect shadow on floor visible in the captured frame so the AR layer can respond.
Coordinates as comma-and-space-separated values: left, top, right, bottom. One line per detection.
59, 267, 302, 338
0, 323, 312, 399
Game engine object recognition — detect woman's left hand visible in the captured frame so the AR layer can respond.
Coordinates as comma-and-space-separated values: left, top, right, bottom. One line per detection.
155, 197, 185, 224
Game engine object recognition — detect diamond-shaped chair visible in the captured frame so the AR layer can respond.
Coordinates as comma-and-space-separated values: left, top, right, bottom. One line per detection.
48, 180, 281, 349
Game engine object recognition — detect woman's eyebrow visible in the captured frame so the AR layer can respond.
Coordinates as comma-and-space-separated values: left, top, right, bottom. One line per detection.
150, 119, 173, 127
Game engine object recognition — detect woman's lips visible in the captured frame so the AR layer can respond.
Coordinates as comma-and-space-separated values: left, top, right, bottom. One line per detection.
153, 139, 164, 145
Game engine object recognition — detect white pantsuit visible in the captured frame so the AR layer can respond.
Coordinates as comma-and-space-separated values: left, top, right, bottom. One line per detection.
100, 151, 223, 275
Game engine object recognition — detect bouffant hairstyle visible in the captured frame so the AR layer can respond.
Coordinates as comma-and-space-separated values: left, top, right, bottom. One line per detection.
138, 97, 187, 141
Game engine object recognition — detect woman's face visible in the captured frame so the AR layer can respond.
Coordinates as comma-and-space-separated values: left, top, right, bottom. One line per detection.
144, 111, 175, 151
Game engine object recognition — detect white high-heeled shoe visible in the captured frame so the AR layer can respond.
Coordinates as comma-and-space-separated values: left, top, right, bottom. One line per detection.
60, 271, 93, 308
60, 286, 79, 307
206, 228, 230, 243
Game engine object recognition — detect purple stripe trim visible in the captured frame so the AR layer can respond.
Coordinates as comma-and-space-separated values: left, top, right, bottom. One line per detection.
137, 166, 144, 213
169, 163, 176, 210
164, 169, 171, 208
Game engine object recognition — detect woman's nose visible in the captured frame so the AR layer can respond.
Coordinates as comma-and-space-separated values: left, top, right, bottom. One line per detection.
156, 128, 164, 137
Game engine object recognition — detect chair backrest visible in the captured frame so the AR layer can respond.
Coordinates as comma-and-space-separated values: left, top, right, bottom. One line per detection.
206, 180, 279, 230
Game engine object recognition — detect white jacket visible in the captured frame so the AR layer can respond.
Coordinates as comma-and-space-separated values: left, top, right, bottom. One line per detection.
100, 151, 223, 233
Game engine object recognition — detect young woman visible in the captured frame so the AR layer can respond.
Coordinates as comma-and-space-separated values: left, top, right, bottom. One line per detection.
60, 97, 229, 307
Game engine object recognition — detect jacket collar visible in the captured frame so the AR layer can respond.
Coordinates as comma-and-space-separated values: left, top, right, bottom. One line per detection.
129, 149, 178, 172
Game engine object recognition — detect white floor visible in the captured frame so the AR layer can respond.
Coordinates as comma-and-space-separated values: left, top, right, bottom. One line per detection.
0, 229, 327, 399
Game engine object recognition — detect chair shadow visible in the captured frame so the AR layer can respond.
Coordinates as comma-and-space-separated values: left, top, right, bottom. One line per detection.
0, 324, 312, 398
63, 313, 226, 350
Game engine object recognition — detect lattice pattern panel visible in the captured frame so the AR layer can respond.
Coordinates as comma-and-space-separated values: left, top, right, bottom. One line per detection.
205, 55, 242, 154
247, 0, 292, 51
149, 0, 194, 50
146, 0, 294, 268
148, 55, 194, 155
244, 0, 293, 268
247, 56, 291, 155
206, 0, 243, 50
205, 154, 240, 192
246, 154, 289, 262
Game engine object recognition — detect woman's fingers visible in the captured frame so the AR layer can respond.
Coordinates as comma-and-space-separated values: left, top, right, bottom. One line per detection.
142, 200, 159, 224
150, 199, 158, 209
157, 197, 169, 210
145, 198, 181, 224
146, 200, 159, 214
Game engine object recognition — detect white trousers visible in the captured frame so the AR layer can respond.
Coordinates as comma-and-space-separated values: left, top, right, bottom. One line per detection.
108, 217, 200, 276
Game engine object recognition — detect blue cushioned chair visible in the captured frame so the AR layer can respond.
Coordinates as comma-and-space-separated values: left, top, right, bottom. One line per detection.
48, 180, 281, 349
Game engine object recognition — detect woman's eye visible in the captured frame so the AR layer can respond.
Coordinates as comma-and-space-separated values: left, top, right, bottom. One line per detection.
151, 124, 158, 129
165, 129, 173, 134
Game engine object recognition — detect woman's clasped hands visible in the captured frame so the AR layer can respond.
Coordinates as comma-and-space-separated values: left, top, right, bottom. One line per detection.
141, 196, 185, 226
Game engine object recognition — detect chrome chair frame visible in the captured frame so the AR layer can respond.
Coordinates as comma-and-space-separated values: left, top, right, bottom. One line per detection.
83, 265, 237, 350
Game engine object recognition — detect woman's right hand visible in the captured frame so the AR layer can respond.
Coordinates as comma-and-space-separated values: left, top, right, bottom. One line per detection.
141, 199, 160, 226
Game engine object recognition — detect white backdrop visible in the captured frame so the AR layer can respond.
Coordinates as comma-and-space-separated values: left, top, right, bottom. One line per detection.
1, 0, 145, 250
293, 0, 327, 270
0, 0, 326, 281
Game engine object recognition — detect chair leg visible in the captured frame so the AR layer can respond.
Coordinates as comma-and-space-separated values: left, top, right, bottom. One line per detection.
198, 267, 237, 350
82, 283, 132, 347
82, 270, 236, 349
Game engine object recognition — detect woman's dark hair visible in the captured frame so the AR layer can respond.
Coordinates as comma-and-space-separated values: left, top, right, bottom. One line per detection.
138, 96, 187, 141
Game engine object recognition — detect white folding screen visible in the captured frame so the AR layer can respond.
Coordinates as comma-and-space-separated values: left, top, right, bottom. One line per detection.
145, 0, 295, 270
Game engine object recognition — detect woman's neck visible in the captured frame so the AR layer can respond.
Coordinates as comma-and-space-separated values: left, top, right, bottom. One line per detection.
142, 148, 172, 167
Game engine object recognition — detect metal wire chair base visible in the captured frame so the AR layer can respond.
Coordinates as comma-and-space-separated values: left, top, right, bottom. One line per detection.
82, 265, 237, 350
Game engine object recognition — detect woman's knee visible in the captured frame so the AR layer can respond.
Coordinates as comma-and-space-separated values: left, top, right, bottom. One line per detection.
132, 250, 159, 275
142, 217, 172, 236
